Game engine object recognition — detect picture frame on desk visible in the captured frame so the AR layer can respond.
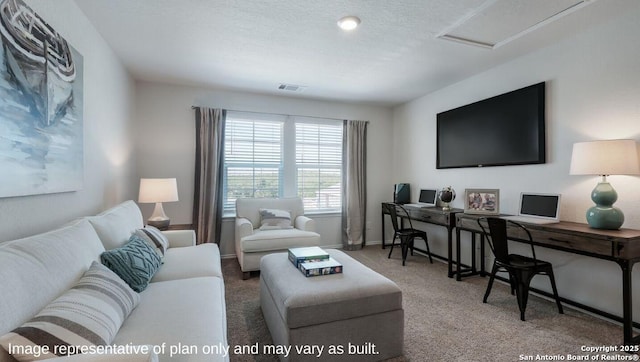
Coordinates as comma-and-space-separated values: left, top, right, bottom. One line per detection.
464, 188, 499, 215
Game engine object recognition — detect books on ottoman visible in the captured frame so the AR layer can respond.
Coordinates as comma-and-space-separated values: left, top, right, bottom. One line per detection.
299, 257, 343, 277
288, 246, 329, 268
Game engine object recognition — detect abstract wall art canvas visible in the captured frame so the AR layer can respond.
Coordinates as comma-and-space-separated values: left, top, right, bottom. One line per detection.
0, 0, 83, 198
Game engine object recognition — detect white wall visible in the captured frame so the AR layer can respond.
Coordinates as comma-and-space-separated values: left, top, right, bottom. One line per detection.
0, 0, 136, 242
134, 82, 394, 256
392, 6, 640, 319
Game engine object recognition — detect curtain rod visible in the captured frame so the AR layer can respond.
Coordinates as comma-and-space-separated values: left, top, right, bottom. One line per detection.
191, 106, 362, 123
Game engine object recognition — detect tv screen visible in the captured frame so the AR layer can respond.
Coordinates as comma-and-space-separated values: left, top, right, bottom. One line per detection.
436, 82, 545, 169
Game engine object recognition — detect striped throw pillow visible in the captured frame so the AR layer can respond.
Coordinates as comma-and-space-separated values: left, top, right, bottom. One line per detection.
0, 261, 140, 361
134, 229, 165, 263
140, 226, 168, 255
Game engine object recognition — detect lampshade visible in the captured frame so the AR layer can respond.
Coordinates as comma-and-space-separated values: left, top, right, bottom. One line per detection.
138, 178, 179, 203
570, 139, 640, 176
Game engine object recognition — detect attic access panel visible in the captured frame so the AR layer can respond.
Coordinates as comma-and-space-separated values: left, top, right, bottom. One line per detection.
437, 0, 595, 49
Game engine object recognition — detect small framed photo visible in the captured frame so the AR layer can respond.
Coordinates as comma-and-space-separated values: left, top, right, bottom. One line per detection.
464, 189, 500, 215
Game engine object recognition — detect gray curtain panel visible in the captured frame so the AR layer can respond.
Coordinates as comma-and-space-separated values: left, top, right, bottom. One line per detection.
342, 120, 368, 250
193, 107, 226, 244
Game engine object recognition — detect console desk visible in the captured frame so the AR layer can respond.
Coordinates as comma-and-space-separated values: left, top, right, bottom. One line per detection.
456, 212, 640, 346
381, 203, 463, 278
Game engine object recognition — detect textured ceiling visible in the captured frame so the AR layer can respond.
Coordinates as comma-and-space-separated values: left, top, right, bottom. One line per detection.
74, 0, 636, 106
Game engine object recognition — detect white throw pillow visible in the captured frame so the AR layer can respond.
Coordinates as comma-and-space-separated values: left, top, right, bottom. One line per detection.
259, 208, 293, 230
0, 262, 140, 361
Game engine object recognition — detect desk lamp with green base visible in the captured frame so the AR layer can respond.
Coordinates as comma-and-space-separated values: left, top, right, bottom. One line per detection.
569, 139, 640, 230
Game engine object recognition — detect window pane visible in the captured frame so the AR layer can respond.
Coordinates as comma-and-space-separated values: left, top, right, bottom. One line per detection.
225, 119, 282, 164
224, 116, 283, 212
296, 122, 343, 212
296, 123, 342, 166
224, 167, 281, 210
297, 168, 342, 211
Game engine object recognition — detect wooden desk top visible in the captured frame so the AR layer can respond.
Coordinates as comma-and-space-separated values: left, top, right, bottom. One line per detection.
403, 205, 464, 214
383, 202, 463, 227
543, 221, 640, 240
456, 213, 640, 260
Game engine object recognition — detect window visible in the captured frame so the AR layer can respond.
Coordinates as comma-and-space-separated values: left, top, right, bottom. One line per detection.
223, 115, 283, 211
296, 122, 343, 211
223, 112, 342, 214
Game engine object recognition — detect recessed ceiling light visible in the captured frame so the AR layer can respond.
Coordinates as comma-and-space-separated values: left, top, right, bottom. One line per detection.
337, 16, 360, 31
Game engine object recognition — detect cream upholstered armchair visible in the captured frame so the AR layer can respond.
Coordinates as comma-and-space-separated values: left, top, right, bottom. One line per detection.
235, 197, 321, 279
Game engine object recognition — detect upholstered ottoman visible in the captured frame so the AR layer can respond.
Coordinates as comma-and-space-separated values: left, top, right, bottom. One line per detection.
260, 249, 404, 361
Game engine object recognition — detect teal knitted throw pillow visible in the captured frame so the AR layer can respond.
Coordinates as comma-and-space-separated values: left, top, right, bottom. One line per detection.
100, 234, 162, 292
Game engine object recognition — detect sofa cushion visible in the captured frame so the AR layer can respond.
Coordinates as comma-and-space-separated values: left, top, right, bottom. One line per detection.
101, 235, 162, 292
0, 219, 105, 337
113, 277, 227, 362
88, 200, 144, 250
46, 349, 158, 361
240, 229, 320, 253
151, 243, 222, 282
0, 262, 139, 361
259, 208, 293, 230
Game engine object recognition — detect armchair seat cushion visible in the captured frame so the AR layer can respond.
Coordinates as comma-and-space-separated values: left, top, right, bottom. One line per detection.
241, 229, 321, 253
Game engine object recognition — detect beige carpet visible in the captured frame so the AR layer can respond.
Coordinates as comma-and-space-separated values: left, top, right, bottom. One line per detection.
223, 246, 630, 361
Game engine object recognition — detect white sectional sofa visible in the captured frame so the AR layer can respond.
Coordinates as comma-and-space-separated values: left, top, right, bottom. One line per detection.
0, 201, 228, 362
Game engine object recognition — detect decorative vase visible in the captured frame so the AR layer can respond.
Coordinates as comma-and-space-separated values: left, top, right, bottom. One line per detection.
586, 180, 624, 230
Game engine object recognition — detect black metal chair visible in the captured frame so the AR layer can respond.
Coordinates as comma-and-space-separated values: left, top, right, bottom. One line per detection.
477, 217, 563, 321
383, 203, 433, 266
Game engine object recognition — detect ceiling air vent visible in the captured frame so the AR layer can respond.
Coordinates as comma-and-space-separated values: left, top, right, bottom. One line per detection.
278, 83, 307, 92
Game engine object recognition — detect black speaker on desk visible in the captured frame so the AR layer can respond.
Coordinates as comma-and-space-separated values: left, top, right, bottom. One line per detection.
394, 183, 410, 204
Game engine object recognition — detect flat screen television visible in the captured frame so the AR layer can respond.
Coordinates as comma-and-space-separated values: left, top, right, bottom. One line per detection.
436, 82, 546, 169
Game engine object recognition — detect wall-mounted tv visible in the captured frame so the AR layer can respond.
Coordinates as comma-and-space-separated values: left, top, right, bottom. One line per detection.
436, 82, 546, 169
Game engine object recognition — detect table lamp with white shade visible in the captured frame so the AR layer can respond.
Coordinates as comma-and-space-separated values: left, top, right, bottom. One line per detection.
569, 139, 640, 230
138, 178, 179, 229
